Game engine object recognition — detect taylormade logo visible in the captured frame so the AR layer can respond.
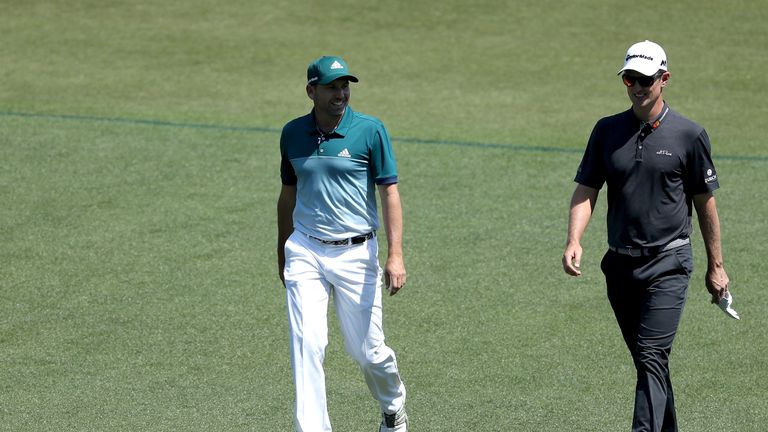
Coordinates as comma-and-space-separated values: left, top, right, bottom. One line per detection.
626, 54, 667, 67
626, 54, 654, 61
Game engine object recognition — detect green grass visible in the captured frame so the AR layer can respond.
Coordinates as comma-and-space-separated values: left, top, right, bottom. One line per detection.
2, 0, 768, 431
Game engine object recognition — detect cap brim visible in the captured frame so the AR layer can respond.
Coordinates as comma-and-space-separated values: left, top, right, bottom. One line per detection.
316, 73, 359, 85
617, 60, 663, 77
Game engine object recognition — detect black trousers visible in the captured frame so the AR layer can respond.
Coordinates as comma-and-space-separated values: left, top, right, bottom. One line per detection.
601, 245, 693, 432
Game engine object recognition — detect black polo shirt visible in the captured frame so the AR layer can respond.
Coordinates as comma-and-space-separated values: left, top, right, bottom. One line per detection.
575, 104, 720, 249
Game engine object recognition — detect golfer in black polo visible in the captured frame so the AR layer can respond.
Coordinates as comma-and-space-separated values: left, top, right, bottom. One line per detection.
562, 40, 731, 432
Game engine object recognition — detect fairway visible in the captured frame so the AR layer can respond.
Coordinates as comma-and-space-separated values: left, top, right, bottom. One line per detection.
2, 1, 768, 431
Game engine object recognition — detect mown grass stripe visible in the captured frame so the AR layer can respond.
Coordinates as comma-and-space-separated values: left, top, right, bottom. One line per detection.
2, 110, 765, 162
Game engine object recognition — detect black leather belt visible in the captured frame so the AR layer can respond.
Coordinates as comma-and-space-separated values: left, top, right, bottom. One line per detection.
608, 238, 690, 257
307, 231, 375, 246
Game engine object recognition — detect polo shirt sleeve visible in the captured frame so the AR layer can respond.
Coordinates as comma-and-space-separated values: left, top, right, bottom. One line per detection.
370, 124, 398, 185
685, 129, 719, 195
279, 127, 298, 186
574, 120, 606, 189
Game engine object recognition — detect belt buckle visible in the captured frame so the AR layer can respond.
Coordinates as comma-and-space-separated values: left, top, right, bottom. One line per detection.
350, 232, 374, 245
626, 247, 641, 257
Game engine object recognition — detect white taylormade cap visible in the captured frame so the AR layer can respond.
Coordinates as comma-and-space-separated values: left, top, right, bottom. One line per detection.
618, 40, 668, 76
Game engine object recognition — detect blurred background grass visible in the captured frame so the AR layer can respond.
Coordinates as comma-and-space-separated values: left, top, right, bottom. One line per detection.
2, 0, 767, 152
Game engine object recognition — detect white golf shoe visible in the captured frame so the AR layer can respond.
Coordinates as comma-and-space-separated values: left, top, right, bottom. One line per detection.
379, 405, 408, 432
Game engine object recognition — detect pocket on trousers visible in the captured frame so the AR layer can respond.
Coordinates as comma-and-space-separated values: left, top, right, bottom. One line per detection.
673, 246, 694, 276
283, 232, 297, 257
282, 232, 311, 280
600, 250, 612, 275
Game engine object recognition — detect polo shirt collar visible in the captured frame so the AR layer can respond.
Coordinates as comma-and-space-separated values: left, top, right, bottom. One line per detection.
308, 106, 354, 138
651, 102, 670, 129
634, 102, 669, 129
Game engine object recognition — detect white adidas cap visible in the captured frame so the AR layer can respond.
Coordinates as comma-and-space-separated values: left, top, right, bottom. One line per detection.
618, 40, 668, 77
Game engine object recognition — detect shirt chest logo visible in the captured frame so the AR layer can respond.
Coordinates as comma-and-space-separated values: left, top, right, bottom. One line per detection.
337, 148, 351, 158
656, 149, 673, 157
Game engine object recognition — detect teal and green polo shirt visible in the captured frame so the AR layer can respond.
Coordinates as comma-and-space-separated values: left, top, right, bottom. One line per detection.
280, 106, 398, 240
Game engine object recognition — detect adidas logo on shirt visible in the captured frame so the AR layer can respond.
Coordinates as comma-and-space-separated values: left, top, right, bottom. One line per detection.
337, 148, 351, 158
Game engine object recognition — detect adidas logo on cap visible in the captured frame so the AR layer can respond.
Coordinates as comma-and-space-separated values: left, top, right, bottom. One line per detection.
307, 56, 359, 85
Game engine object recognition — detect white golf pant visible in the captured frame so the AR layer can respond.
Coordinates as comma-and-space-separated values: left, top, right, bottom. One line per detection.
283, 231, 406, 432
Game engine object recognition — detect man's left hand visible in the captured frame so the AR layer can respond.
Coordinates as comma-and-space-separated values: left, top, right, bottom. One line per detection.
384, 255, 407, 296
706, 266, 730, 303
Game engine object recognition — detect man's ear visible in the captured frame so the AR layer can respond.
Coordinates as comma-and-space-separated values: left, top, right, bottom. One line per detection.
306, 84, 315, 100
661, 71, 671, 88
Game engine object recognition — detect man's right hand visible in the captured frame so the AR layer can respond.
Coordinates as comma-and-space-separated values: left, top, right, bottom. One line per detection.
562, 243, 583, 276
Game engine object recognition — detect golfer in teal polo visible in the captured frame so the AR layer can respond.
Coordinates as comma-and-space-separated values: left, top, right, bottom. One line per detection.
277, 56, 409, 432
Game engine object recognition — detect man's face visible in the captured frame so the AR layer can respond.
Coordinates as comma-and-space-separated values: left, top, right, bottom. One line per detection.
307, 78, 350, 118
622, 70, 669, 110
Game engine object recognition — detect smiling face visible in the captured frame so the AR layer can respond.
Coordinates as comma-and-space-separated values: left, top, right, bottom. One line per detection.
622, 70, 670, 118
307, 78, 350, 129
